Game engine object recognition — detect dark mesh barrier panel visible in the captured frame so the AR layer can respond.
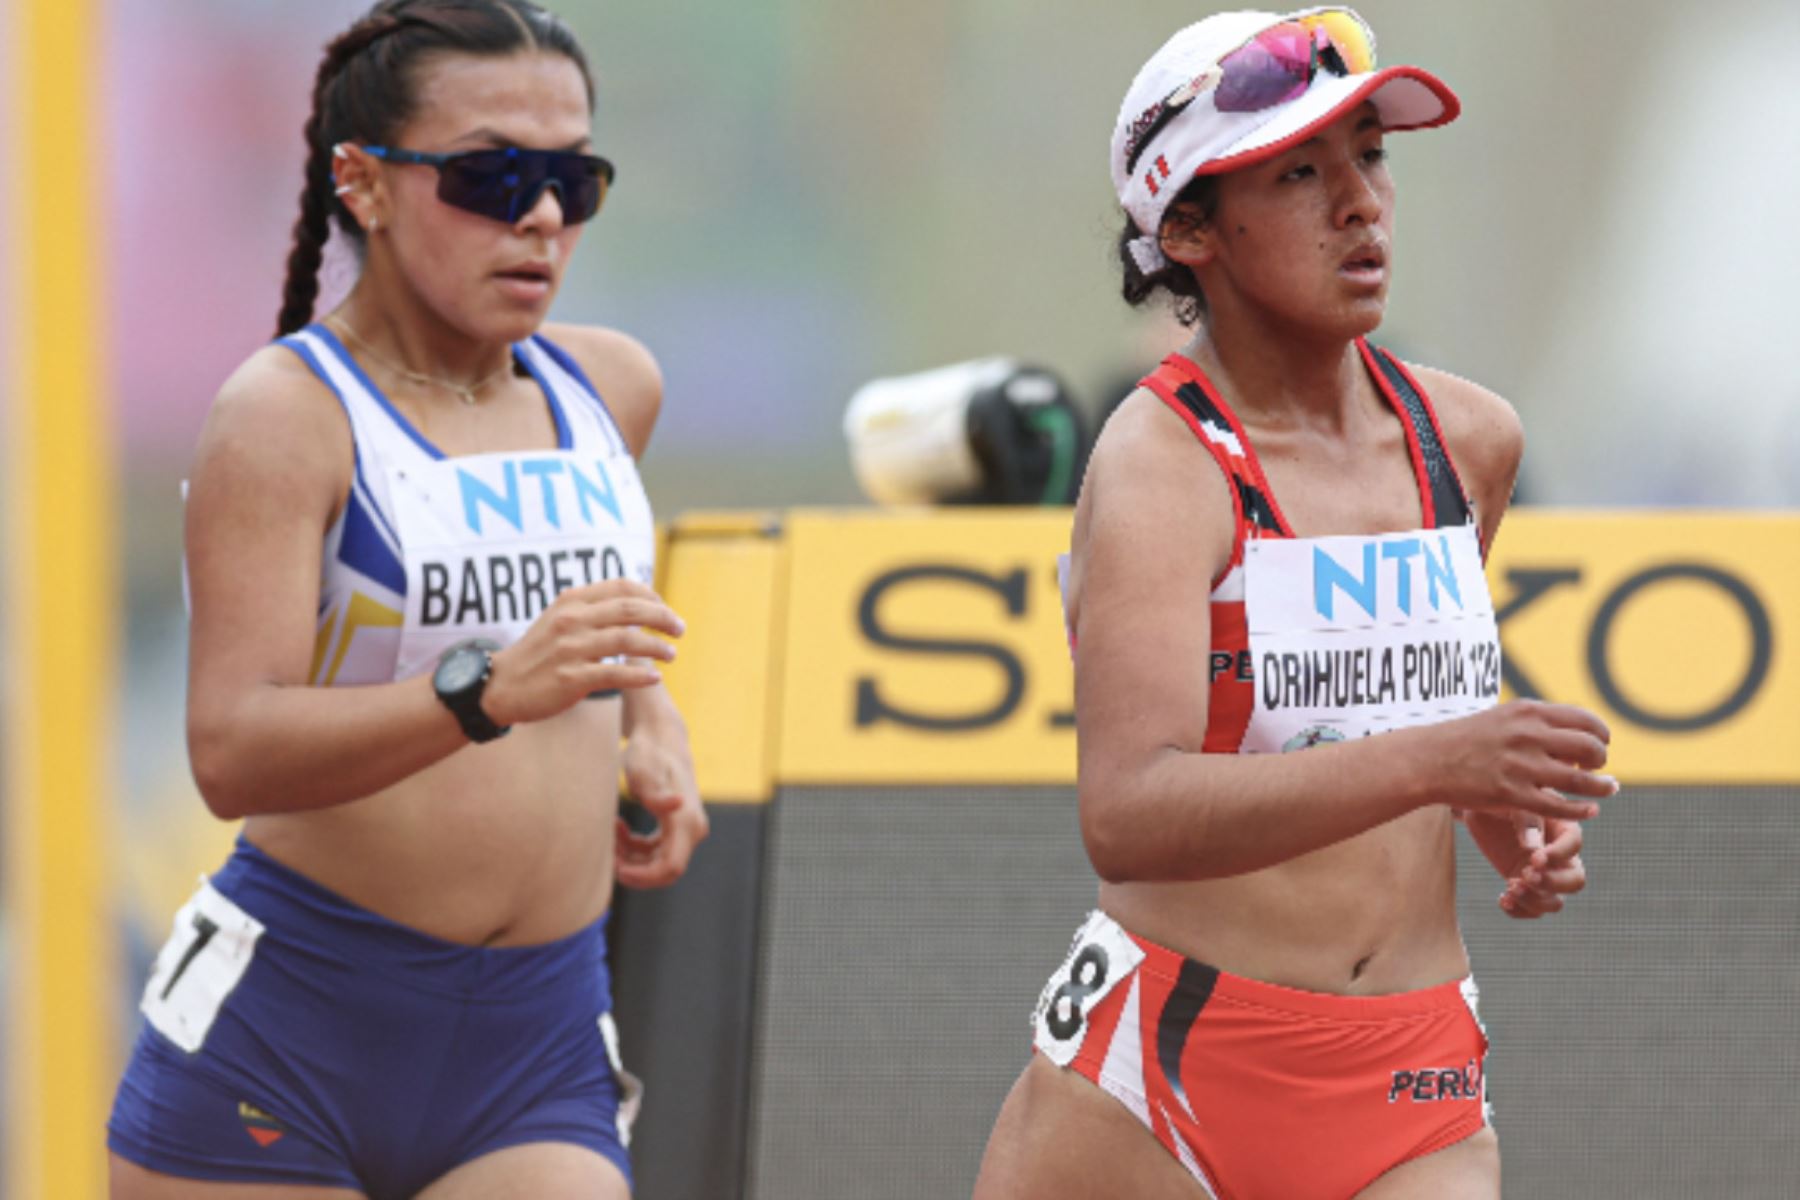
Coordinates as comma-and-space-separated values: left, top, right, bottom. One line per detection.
611, 807, 767, 1200
744, 785, 1800, 1200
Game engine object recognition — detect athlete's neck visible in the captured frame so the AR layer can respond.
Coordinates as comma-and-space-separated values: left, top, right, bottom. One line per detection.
333, 281, 514, 390
1183, 321, 1371, 436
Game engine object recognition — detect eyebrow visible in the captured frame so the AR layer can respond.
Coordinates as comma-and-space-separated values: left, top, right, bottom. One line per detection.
451, 128, 593, 151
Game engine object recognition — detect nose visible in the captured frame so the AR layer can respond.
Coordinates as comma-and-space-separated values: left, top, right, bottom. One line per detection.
514, 178, 567, 233
1332, 159, 1383, 229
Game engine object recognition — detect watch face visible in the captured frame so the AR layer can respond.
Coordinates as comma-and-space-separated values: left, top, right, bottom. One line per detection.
436, 646, 487, 693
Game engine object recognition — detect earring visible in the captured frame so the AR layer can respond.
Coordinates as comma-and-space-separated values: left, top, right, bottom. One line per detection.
368, 217, 380, 234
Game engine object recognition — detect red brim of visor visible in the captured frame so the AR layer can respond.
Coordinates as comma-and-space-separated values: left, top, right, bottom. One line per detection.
1195, 65, 1461, 177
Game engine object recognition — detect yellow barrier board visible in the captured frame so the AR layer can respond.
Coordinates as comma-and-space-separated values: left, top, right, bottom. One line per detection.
730, 508, 1800, 787
1487, 511, 1798, 785
657, 515, 787, 803
775, 509, 1078, 785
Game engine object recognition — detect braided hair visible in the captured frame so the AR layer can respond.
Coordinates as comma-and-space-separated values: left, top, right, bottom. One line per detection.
274, 0, 594, 336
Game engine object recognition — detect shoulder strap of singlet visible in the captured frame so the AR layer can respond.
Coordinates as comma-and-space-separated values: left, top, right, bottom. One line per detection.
1362, 342, 1473, 529
1141, 357, 1286, 539
280, 323, 456, 463
520, 333, 631, 458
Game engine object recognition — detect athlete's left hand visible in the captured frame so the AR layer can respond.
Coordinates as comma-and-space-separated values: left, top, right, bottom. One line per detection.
1461, 809, 1586, 919
615, 727, 708, 889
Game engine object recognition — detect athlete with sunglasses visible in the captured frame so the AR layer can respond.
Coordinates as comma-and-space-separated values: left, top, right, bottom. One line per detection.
107, 3, 702, 1197
975, 10, 1615, 1199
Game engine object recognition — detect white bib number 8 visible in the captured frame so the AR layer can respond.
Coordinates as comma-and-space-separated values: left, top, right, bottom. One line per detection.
1032, 911, 1144, 1067
139, 880, 264, 1054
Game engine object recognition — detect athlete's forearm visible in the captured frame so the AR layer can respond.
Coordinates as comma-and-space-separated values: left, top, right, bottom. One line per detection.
620, 674, 687, 743
1078, 724, 1442, 882
186, 675, 470, 819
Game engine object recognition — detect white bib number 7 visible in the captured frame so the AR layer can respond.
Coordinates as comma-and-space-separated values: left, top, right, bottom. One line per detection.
139, 880, 264, 1053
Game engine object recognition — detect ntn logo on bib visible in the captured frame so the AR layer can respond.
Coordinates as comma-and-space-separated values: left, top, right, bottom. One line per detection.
452, 454, 627, 536
1251, 529, 1483, 632
1242, 526, 1500, 753
389, 449, 655, 680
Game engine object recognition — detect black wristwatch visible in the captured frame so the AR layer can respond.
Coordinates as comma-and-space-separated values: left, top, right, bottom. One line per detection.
433, 639, 511, 744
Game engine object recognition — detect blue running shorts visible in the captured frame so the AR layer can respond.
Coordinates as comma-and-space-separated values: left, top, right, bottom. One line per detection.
108, 838, 637, 1197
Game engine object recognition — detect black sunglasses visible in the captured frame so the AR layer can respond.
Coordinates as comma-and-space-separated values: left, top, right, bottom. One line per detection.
362, 145, 615, 225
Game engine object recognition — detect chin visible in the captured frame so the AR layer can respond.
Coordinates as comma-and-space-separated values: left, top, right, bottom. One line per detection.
1267, 286, 1387, 343
476, 308, 551, 346
1331, 295, 1387, 340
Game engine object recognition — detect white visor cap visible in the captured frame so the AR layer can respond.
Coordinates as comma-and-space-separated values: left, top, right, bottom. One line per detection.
1111, 9, 1460, 263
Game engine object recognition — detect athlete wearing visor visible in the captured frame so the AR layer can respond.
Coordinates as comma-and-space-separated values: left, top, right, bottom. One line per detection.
975, 10, 1615, 1199
107, 2, 703, 1197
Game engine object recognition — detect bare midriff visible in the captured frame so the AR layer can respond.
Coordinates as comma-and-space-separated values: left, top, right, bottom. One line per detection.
1100, 804, 1467, 996
243, 697, 622, 948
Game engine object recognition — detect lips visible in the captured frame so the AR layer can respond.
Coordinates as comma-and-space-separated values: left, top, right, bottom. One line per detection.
493, 262, 555, 304
1341, 242, 1387, 273
495, 261, 554, 283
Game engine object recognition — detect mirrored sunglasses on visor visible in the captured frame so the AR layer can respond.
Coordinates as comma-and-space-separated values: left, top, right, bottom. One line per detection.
361, 144, 615, 225
1123, 8, 1377, 175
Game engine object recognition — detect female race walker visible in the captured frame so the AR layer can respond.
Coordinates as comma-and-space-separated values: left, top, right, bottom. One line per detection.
107, 3, 706, 1197
974, 10, 1617, 1199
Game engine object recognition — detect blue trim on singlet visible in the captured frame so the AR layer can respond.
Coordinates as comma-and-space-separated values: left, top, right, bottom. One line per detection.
308, 324, 572, 459
305, 325, 447, 461
531, 334, 603, 402
278, 333, 404, 552
512, 346, 575, 453
349, 467, 403, 560
337, 487, 407, 596
530, 334, 623, 448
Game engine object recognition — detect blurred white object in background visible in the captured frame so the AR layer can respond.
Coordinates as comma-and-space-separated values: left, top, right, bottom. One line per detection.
844, 358, 1087, 506
844, 358, 1006, 505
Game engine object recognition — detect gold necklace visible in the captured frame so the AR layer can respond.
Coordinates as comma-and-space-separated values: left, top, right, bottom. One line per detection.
327, 315, 516, 406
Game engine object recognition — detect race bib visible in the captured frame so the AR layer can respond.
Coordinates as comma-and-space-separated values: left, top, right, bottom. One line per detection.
599, 1011, 645, 1147
140, 880, 264, 1054
1032, 911, 1145, 1067
386, 450, 656, 679
1242, 525, 1500, 753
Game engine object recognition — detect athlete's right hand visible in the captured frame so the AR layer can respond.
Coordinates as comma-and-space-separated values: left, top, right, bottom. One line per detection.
481, 580, 684, 726
1433, 700, 1617, 821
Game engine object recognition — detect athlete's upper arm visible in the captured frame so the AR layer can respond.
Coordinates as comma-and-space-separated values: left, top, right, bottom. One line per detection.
1409, 364, 1524, 552
1071, 391, 1236, 804
540, 322, 664, 459
184, 346, 353, 719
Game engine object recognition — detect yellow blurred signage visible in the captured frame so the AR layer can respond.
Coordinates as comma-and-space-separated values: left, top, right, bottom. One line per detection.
1485, 512, 1797, 784
776, 510, 1077, 785
750, 509, 1797, 787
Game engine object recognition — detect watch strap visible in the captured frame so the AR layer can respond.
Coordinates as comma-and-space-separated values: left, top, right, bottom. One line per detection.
435, 641, 511, 744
